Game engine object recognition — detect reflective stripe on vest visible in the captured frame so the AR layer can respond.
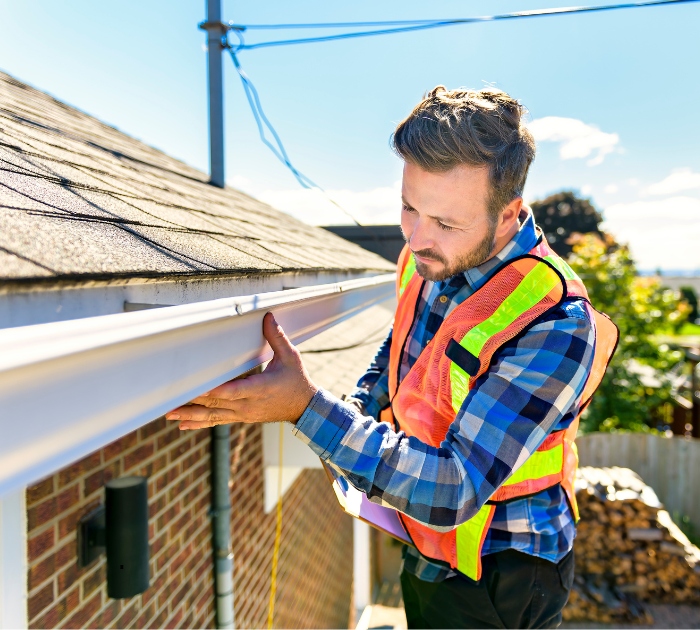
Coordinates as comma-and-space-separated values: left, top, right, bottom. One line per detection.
399, 252, 417, 297
455, 504, 496, 581
453, 433, 568, 581
449, 260, 563, 413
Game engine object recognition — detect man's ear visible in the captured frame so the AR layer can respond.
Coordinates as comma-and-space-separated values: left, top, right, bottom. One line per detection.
495, 197, 523, 238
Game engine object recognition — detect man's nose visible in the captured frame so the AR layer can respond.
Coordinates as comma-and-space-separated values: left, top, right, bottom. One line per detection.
408, 218, 434, 252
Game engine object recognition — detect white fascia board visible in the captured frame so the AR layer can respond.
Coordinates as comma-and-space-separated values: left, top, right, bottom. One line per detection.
0, 273, 394, 496
0, 269, 383, 330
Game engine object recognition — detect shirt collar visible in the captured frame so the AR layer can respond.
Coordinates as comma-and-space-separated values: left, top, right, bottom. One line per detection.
442, 207, 539, 293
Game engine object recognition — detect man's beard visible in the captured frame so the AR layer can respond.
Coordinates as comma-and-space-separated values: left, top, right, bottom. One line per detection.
405, 222, 498, 282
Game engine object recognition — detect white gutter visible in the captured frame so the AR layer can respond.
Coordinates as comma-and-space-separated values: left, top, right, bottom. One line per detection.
0, 273, 394, 496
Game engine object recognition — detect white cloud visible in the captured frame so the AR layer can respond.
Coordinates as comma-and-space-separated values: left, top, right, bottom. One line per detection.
257, 181, 402, 226
602, 196, 700, 271
527, 117, 620, 166
644, 168, 700, 196
604, 184, 618, 194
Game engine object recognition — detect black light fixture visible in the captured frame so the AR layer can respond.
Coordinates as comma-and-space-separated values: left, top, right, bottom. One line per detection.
78, 476, 150, 598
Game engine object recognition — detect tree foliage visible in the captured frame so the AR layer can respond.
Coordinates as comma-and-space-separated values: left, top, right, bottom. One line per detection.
531, 191, 603, 258
567, 234, 689, 433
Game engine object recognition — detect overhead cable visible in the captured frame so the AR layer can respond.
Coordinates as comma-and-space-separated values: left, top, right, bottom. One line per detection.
226, 45, 364, 226
227, 0, 700, 51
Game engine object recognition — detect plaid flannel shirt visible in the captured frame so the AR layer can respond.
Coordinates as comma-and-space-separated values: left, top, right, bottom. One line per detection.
293, 209, 595, 582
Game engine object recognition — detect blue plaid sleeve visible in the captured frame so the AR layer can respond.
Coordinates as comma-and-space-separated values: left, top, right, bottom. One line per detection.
293, 301, 595, 529
345, 328, 392, 420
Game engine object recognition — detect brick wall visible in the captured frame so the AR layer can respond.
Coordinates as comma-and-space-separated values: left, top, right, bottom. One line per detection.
26, 417, 215, 628
26, 419, 354, 629
228, 424, 354, 629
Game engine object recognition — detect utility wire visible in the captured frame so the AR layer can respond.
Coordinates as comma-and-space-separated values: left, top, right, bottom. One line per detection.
226, 44, 364, 226
227, 0, 699, 50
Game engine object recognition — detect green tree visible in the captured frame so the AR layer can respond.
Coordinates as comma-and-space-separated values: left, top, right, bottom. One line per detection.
567, 234, 689, 433
679, 286, 698, 323
531, 191, 603, 258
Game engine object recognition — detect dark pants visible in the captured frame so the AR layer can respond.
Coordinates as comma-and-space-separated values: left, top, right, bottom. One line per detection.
400, 549, 574, 629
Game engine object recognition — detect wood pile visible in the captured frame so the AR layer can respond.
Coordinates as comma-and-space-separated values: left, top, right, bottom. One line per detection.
563, 466, 700, 624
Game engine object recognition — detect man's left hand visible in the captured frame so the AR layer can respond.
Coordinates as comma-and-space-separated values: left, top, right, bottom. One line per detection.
165, 312, 318, 430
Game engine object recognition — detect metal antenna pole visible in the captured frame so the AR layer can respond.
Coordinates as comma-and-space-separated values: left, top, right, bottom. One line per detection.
200, 0, 227, 188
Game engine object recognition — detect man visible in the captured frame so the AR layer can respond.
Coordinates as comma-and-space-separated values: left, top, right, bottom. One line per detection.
166, 86, 617, 629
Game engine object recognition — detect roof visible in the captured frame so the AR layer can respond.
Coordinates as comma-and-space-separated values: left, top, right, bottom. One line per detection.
0, 71, 394, 285
299, 297, 395, 397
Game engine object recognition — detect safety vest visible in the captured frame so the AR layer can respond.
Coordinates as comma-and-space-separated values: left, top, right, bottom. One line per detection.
385, 235, 618, 581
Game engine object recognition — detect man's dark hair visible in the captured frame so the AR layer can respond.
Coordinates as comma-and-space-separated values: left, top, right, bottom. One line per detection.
392, 86, 536, 220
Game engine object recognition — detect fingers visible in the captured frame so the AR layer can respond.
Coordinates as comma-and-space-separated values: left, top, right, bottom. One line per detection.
166, 404, 243, 430
262, 312, 297, 361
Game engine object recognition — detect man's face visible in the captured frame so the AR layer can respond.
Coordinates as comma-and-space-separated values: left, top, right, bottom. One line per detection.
401, 162, 498, 282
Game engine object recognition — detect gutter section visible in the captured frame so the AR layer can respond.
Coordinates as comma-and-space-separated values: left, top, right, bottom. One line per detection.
0, 273, 395, 496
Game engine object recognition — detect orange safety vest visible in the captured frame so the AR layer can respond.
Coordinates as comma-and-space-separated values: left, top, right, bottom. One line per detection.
383, 235, 618, 581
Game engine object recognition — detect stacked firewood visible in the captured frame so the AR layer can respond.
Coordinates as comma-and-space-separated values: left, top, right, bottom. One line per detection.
562, 466, 700, 624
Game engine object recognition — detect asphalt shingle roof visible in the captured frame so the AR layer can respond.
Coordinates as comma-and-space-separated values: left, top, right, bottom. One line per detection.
0, 71, 395, 283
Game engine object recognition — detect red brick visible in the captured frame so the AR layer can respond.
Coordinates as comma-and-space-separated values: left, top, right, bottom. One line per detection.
150, 531, 168, 558
54, 541, 75, 571
140, 417, 167, 439
168, 512, 191, 541
97, 600, 120, 627
181, 450, 203, 472
181, 610, 194, 628
112, 601, 139, 629
57, 562, 79, 595
29, 528, 55, 561
164, 607, 184, 629
103, 430, 138, 461
63, 590, 101, 629
84, 461, 121, 496
28, 553, 55, 591
58, 452, 101, 488
156, 503, 181, 531
157, 572, 182, 608
123, 443, 155, 472
27, 497, 57, 532
57, 500, 99, 540
141, 453, 168, 478
55, 485, 80, 513
141, 572, 167, 606
156, 428, 181, 450
167, 439, 192, 464
152, 607, 170, 628
33, 603, 61, 629
154, 467, 178, 494
167, 478, 188, 503
148, 494, 167, 519
28, 582, 54, 621
168, 544, 192, 577
27, 476, 55, 506
81, 563, 105, 599
135, 601, 156, 629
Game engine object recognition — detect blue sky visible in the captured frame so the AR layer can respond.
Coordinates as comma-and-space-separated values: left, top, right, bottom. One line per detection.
1, 0, 699, 272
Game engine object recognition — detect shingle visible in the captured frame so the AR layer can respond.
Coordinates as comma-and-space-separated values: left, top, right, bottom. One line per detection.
0, 71, 396, 283
0, 247, 53, 278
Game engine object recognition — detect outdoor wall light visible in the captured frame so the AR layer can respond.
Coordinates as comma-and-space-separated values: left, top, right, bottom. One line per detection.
78, 476, 150, 598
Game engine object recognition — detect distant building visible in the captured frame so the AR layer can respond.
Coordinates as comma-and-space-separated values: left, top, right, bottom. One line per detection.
323, 225, 404, 264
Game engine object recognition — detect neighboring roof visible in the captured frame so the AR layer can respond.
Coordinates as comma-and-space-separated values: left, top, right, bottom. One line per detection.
0, 71, 394, 284
323, 224, 404, 264
300, 297, 395, 397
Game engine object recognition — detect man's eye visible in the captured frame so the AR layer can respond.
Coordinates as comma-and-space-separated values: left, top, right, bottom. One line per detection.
402, 204, 416, 213
438, 222, 455, 232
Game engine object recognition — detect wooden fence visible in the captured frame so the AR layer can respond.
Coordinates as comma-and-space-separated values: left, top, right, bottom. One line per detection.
577, 433, 700, 527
